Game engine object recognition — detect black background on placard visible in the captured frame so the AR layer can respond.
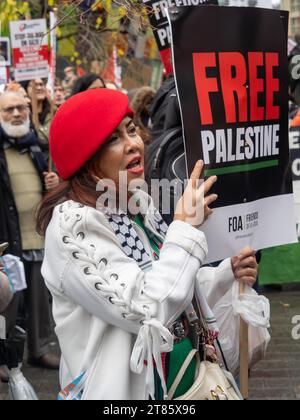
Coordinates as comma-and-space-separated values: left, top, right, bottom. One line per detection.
171, 6, 293, 208
290, 127, 300, 181
145, 0, 218, 51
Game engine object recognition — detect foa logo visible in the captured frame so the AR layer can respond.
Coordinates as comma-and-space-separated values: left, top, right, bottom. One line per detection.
229, 212, 259, 233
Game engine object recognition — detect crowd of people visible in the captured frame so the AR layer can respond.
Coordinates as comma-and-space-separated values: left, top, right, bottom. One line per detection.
0, 30, 299, 399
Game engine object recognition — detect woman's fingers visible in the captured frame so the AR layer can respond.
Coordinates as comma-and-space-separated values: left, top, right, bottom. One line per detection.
44, 173, 59, 191
237, 256, 258, 269
174, 160, 218, 228
190, 160, 204, 181
202, 175, 218, 195
204, 193, 218, 207
189, 162, 217, 195
190, 160, 204, 189
203, 207, 213, 221
235, 268, 257, 279
237, 247, 256, 260
231, 246, 258, 283
231, 255, 239, 271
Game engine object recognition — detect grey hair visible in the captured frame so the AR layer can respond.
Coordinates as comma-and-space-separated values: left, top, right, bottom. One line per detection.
0, 90, 27, 108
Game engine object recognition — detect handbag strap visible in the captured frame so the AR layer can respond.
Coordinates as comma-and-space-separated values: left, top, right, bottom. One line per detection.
167, 349, 198, 400
192, 296, 208, 332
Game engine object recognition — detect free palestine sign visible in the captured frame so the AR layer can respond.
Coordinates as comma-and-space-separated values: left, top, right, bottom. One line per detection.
169, 6, 298, 262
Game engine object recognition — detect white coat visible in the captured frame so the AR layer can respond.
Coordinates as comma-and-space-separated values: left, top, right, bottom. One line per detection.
42, 197, 235, 400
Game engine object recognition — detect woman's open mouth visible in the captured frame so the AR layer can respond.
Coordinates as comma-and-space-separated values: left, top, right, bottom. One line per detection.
126, 157, 144, 176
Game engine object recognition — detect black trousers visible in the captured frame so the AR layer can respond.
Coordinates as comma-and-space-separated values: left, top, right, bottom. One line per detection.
23, 260, 53, 358
3, 261, 53, 359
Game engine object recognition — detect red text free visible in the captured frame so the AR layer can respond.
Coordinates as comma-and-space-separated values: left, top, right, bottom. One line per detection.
193, 52, 280, 125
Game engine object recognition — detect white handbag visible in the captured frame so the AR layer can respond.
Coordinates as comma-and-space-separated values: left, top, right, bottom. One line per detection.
167, 349, 243, 400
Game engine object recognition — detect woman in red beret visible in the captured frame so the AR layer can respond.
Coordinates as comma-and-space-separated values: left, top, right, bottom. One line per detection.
37, 89, 257, 400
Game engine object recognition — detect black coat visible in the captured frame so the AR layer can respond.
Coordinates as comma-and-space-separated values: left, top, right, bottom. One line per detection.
0, 143, 22, 257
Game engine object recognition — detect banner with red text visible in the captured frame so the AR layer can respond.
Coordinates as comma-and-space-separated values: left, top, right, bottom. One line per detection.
169, 6, 298, 262
10, 19, 49, 82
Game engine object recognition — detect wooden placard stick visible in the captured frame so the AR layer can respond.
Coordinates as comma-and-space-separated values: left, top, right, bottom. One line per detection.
48, 6, 58, 174
30, 81, 40, 133
239, 282, 249, 399
48, 149, 53, 173
48, 99, 55, 173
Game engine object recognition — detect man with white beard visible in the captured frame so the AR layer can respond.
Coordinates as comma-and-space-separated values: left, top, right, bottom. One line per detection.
0, 91, 60, 381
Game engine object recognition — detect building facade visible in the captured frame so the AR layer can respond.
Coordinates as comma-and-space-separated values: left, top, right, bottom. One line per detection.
282, 0, 300, 37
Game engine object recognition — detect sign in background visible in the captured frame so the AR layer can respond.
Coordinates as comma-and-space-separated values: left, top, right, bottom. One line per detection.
0, 37, 11, 66
47, 11, 57, 98
251, 125, 300, 286
290, 126, 300, 228
143, 0, 218, 75
0, 67, 8, 87
169, 6, 298, 263
9, 19, 49, 82
290, 127, 300, 182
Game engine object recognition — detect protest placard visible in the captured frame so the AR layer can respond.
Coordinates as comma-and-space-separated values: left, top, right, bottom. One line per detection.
143, 0, 218, 75
9, 19, 49, 82
290, 126, 300, 227
0, 67, 8, 87
47, 11, 57, 98
169, 6, 298, 262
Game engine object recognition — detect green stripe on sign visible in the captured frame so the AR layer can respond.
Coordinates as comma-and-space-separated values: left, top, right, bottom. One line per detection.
204, 159, 279, 177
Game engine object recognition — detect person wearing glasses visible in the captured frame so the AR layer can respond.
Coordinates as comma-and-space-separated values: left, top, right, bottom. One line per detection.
21, 79, 53, 147
0, 91, 60, 378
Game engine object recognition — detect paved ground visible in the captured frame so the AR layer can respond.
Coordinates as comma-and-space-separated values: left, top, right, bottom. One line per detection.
1, 286, 300, 401
248, 287, 300, 401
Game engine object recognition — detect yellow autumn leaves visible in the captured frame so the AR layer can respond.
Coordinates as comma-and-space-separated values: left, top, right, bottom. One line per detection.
0, 1, 29, 33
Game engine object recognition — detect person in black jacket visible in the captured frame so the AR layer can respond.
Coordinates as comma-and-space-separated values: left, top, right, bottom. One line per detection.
289, 34, 300, 106
149, 74, 180, 139
0, 91, 60, 377
70, 73, 106, 96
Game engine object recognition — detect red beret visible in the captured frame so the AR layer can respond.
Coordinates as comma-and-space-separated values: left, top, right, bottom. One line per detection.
50, 89, 133, 180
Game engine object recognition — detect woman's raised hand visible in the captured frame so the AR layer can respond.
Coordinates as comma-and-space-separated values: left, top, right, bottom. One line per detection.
174, 160, 218, 228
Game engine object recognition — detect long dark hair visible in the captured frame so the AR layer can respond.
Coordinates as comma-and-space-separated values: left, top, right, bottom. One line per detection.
71, 74, 106, 96
21, 79, 51, 124
36, 151, 102, 236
